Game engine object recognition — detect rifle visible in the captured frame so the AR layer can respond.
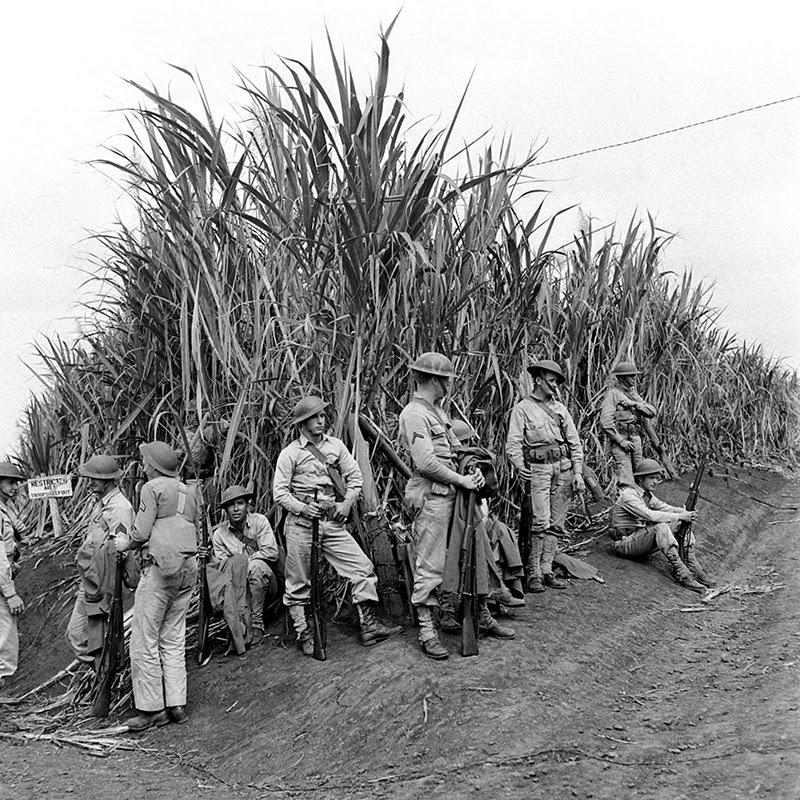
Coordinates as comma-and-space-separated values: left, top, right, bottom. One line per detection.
174, 420, 213, 666
390, 527, 418, 625
91, 553, 125, 717
674, 454, 707, 562
459, 495, 479, 657
518, 476, 532, 578
309, 489, 327, 661
643, 418, 678, 480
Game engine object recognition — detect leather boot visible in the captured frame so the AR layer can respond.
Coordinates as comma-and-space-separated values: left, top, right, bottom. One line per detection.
685, 546, 717, 587
250, 583, 267, 633
525, 536, 545, 593
127, 709, 170, 732
167, 706, 189, 725
417, 606, 448, 660
356, 603, 403, 646
488, 585, 526, 608
478, 603, 515, 639
664, 547, 706, 593
438, 590, 462, 632
288, 605, 314, 656
543, 572, 567, 590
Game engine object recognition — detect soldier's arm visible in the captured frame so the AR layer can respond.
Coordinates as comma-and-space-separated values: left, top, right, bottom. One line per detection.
107, 501, 133, 540
563, 410, 584, 474
272, 448, 307, 515
629, 390, 657, 418
0, 543, 18, 601
505, 405, 527, 473
252, 516, 279, 562
648, 494, 684, 515
619, 492, 680, 524
209, 526, 228, 564
127, 483, 159, 549
403, 409, 466, 486
599, 389, 623, 442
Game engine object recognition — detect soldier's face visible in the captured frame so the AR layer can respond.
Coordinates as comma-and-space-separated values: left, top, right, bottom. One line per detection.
619, 374, 636, 388
433, 376, 449, 399
0, 479, 19, 500
225, 499, 248, 525
89, 477, 113, 496
640, 474, 662, 491
301, 412, 327, 439
537, 371, 560, 397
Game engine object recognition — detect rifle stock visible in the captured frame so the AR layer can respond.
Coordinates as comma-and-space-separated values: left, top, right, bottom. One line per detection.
195, 488, 212, 665
310, 490, 327, 661
675, 454, 707, 562
460, 496, 479, 657
91, 552, 125, 717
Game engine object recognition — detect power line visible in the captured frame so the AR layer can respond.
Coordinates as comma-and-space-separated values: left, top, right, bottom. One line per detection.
536, 93, 800, 166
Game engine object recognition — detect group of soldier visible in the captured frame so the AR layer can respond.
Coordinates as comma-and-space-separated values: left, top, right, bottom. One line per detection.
0, 351, 716, 731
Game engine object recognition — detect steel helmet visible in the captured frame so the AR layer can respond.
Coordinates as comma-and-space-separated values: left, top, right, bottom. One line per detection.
0, 462, 25, 481
527, 359, 565, 384
79, 455, 123, 480
633, 459, 664, 478
292, 396, 329, 426
613, 361, 639, 377
450, 420, 478, 443
219, 484, 254, 509
409, 352, 458, 378
139, 441, 180, 477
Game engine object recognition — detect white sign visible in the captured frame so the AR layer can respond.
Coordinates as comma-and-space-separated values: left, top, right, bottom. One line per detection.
27, 475, 73, 500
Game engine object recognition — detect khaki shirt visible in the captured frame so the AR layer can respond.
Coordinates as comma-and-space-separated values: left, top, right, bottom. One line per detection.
398, 394, 462, 485
612, 484, 683, 530
505, 397, 584, 473
212, 512, 278, 565
84, 487, 133, 549
273, 434, 362, 516
600, 385, 657, 444
0, 501, 25, 598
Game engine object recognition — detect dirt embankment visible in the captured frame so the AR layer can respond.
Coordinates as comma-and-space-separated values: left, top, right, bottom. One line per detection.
1, 468, 799, 800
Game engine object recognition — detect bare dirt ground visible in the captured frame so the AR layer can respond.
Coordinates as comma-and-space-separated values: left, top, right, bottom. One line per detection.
1, 468, 798, 800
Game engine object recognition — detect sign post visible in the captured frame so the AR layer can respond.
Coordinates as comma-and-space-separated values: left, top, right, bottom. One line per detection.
27, 476, 73, 538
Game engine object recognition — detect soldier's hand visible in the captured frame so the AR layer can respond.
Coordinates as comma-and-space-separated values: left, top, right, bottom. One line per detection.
517, 466, 532, 482
303, 502, 323, 519
114, 536, 129, 554
196, 545, 211, 561
572, 473, 585, 494
7, 594, 24, 615
678, 509, 697, 522
331, 501, 352, 522
461, 469, 484, 492
619, 439, 636, 453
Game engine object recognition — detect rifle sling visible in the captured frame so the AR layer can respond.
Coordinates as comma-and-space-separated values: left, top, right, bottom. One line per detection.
531, 398, 571, 453
305, 442, 347, 502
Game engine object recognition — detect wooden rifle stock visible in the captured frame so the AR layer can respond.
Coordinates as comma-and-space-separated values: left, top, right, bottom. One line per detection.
459, 496, 479, 657
91, 552, 125, 717
675, 454, 707, 562
195, 482, 213, 665
309, 489, 327, 661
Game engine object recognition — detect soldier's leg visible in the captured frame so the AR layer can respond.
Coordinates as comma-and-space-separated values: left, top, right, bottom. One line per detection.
247, 559, 274, 644
0, 596, 18, 680
682, 530, 716, 587
541, 463, 572, 589
527, 465, 552, 592
321, 521, 402, 646
631, 435, 644, 474
612, 526, 657, 559
609, 442, 636, 488
66, 586, 93, 663
282, 515, 314, 655
159, 560, 197, 714
653, 524, 705, 593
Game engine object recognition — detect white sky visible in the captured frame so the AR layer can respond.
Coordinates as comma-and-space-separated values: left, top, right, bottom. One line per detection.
1, 0, 797, 454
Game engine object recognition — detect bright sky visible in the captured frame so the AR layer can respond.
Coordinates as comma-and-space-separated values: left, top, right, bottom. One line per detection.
1, 0, 797, 454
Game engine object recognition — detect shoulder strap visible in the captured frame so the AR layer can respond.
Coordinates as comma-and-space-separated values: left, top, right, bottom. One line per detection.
531, 398, 568, 443
305, 442, 347, 501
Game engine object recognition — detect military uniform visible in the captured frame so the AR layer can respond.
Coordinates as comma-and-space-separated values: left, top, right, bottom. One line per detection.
506, 393, 583, 585
119, 443, 199, 725
67, 486, 133, 662
0, 499, 25, 680
600, 363, 657, 487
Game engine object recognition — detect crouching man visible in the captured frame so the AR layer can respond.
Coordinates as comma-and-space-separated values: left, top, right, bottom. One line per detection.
273, 395, 402, 656
611, 459, 715, 593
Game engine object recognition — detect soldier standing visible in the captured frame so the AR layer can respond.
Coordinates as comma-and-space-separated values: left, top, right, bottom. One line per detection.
116, 441, 199, 730
506, 359, 585, 592
611, 459, 714, 592
0, 463, 26, 688
600, 361, 657, 487
273, 395, 401, 657
398, 353, 486, 660
211, 485, 280, 646
67, 455, 133, 664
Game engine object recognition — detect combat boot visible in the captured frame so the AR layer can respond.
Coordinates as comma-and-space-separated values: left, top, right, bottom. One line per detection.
356, 603, 403, 646
250, 584, 267, 645
416, 606, 448, 660
527, 575, 545, 593
438, 590, 462, 632
488, 585, 526, 608
478, 603, 515, 639
289, 605, 315, 657
543, 572, 567, 590
249, 625, 265, 647
420, 635, 449, 660
126, 709, 170, 732
685, 546, 717, 587
664, 547, 707, 594
525, 536, 545, 593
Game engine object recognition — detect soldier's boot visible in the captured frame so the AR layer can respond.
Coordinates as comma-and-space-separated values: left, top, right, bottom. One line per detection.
684, 546, 717, 588
664, 547, 707, 594
526, 537, 545, 593
488, 584, 526, 609
438, 590, 462, 632
126, 709, 170, 732
289, 604, 315, 657
356, 603, 403, 646
416, 606, 448, 660
478, 602, 515, 639
541, 534, 566, 589
249, 584, 267, 646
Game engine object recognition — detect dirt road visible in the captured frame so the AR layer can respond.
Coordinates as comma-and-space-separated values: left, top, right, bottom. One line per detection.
1, 469, 798, 799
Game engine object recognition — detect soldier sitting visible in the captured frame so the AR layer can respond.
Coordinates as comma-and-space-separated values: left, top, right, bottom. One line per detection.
611, 459, 715, 593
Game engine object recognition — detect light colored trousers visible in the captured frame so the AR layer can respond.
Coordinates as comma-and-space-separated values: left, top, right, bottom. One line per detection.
66, 586, 93, 662
609, 436, 644, 488
528, 460, 575, 576
404, 476, 455, 608
0, 596, 18, 678
282, 515, 378, 606
613, 523, 696, 558
130, 559, 197, 712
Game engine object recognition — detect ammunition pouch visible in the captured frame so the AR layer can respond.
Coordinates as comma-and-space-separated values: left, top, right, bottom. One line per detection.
523, 443, 569, 465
